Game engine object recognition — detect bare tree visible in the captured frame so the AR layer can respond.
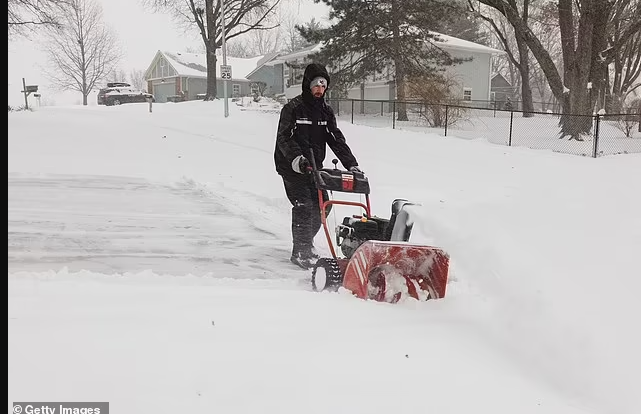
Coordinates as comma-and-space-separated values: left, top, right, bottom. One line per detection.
243, 6, 280, 55
278, 8, 322, 52
528, 3, 563, 112
225, 39, 251, 57
129, 68, 147, 90
278, 6, 302, 52
226, 21, 280, 57
107, 68, 128, 83
472, 0, 535, 117
609, 0, 641, 112
142, 0, 280, 100
476, 0, 641, 140
8, 0, 70, 38
42, 0, 122, 105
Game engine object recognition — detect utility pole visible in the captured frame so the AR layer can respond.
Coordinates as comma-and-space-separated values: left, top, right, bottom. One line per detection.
221, 0, 229, 118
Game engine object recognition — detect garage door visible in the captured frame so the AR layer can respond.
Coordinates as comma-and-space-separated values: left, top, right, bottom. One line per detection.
153, 82, 176, 103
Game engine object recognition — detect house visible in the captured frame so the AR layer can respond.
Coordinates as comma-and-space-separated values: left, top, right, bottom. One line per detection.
259, 44, 325, 98
244, 51, 288, 97
268, 33, 504, 103
144, 50, 264, 103
490, 72, 516, 105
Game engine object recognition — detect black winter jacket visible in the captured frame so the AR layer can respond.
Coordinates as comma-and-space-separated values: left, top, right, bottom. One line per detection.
274, 64, 358, 177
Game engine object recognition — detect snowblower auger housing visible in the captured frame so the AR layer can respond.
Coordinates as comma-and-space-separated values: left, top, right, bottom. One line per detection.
308, 153, 450, 304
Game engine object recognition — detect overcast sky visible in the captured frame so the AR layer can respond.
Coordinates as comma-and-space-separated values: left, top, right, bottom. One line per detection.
7, 0, 329, 106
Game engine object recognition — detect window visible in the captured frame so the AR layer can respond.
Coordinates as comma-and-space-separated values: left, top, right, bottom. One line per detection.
232, 84, 240, 97
463, 88, 472, 101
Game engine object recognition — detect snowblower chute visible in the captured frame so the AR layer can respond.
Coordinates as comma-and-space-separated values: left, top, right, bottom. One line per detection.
308, 153, 450, 304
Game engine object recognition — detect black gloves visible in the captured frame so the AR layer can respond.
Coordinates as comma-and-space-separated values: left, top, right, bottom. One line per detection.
292, 155, 311, 174
349, 166, 363, 174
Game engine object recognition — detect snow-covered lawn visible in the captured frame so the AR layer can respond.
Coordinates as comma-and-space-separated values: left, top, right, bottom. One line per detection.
8, 101, 641, 414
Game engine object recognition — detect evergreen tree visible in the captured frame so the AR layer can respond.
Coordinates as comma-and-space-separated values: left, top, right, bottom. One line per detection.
298, 0, 466, 120
434, 12, 489, 45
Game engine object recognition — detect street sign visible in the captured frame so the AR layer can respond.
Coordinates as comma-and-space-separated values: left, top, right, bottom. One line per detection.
220, 65, 232, 80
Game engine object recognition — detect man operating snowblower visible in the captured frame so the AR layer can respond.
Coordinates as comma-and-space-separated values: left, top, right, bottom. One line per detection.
274, 63, 362, 269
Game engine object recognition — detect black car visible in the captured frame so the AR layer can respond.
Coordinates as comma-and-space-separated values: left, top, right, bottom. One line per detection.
97, 82, 154, 106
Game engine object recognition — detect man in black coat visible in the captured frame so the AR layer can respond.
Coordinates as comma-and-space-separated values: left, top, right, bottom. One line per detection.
274, 63, 362, 269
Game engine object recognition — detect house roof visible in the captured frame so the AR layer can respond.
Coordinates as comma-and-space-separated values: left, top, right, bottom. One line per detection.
147, 51, 264, 81
245, 51, 286, 78
430, 33, 505, 55
491, 72, 511, 82
266, 43, 325, 66
267, 33, 504, 67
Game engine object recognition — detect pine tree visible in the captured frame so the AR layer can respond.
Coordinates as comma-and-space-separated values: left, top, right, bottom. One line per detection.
298, 0, 467, 120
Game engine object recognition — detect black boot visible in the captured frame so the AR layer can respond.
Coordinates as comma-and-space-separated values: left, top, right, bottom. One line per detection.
290, 245, 318, 269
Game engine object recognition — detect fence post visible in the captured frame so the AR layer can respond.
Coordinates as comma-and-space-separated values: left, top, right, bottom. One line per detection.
351, 99, 354, 124
381, 101, 384, 116
392, 101, 396, 129
444, 105, 448, 136
592, 114, 601, 158
508, 111, 514, 146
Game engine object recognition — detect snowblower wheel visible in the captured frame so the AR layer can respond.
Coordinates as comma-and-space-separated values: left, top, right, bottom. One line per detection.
311, 258, 343, 292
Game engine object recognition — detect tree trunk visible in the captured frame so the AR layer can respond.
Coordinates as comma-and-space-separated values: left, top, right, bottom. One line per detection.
394, 57, 408, 122
516, 0, 534, 117
557, 0, 600, 139
391, 0, 408, 121
204, 0, 217, 100
205, 45, 218, 100
516, 34, 534, 116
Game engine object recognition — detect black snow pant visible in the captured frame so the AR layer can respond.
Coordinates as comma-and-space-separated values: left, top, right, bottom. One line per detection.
282, 173, 331, 254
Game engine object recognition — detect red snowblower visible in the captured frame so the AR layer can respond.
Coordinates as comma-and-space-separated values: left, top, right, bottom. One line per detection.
308, 154, 450, 304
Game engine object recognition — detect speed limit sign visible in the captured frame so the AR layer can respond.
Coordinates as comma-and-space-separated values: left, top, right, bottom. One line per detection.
220, 65, 232, 80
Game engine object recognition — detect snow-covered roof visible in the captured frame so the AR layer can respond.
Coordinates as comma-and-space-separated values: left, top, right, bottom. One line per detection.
160, 51, 264, 81
245, 51, 287, 78
430, 32, 505, 55
266, 43, 325, 66
271, 33, 503, 66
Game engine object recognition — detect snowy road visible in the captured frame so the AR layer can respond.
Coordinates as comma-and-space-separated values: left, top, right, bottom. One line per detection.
8, 173, 304, 281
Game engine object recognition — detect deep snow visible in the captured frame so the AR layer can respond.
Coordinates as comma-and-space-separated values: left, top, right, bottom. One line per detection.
8, 100, 641, 414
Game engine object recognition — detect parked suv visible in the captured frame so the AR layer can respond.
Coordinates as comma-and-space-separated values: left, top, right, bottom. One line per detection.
97, 82, 154, 106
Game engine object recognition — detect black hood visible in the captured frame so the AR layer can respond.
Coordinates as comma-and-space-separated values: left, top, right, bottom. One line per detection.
302, 63, 330, 102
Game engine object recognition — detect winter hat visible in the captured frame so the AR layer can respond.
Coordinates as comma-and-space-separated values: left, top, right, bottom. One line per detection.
302, 63, 331, 102
310, 76, 328, 89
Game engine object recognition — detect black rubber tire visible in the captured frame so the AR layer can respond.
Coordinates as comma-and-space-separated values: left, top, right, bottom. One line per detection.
311, 258, 343, 292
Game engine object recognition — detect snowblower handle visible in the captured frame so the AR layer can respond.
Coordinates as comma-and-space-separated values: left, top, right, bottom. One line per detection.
308, 149, 327, 187
308, 148, 319, 171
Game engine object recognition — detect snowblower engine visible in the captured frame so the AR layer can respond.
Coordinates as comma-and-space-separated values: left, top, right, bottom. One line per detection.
336, 199, 414, 259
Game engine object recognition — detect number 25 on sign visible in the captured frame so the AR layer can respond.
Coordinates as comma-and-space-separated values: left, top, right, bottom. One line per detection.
220, 65, 232, 80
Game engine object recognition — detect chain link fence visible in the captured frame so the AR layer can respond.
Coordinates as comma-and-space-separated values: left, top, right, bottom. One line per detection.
327, 98, 641, 158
